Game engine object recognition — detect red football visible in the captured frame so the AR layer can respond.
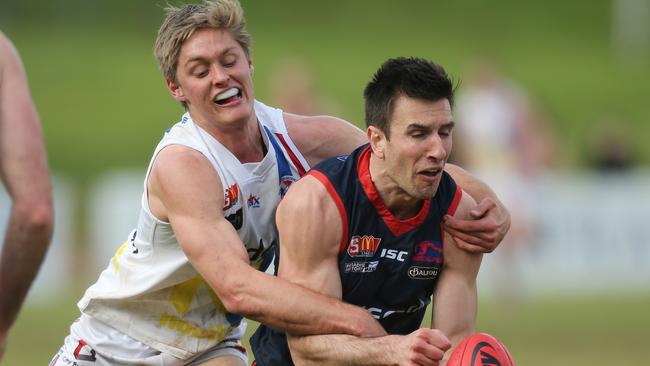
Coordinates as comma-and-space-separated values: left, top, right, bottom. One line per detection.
447, 333, 515, 366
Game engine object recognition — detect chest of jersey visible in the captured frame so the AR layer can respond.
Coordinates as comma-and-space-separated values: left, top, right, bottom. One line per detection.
338, 194, 445, 332
313, 145, 457, 334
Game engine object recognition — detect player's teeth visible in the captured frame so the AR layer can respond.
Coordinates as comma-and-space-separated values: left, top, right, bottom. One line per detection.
215, 88, 239, 101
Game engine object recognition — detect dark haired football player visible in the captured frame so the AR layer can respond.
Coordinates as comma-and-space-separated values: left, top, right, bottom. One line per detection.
252, 57, 483, 366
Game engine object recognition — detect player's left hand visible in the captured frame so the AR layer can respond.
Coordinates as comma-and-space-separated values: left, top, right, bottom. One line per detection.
442, 197, 510, 253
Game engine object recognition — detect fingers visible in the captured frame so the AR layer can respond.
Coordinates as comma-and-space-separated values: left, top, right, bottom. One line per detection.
443, 214, 498, 233
402, 329, 450, 365
443, 225, 498, 253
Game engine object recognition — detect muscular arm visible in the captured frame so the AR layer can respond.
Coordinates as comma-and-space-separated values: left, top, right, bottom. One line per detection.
0, 32, 54, 358
283, 176, 448, 366
284, 113, 366, 167
431, 191, 483, 364
147, 147, 384, 338
443, 164, 511, 253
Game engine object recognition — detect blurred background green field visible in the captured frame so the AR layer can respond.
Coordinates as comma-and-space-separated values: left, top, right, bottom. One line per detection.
1, 0, 649, 365
6, 295, 650, 365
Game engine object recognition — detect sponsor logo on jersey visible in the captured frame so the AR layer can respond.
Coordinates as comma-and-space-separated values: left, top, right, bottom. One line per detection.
408, 266, 440, 280
379, 248, 408, 262
344, 260, 379, 273
412, 240, 443, 263
366, 298, 428, 319
336, 155, 348, 162
223, 184, 240, 210
279, 175, 297, 198
247, 194, 260, 208
348, 235, 382, 258
73, 340, 97, 362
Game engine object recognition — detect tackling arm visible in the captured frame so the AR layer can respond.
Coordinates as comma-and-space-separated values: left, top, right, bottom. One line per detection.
284, 113, 366, 167
147, 147, 384, 338
431, 190, 483, 364
443, 164, 511, 253
0, 32, 54, 358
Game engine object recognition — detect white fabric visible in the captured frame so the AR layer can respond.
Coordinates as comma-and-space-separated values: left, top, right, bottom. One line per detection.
49, 314, 247, 366
75, 101, 307, 360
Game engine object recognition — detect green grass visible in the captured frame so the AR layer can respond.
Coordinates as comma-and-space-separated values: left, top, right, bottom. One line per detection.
4, 295, 650, 365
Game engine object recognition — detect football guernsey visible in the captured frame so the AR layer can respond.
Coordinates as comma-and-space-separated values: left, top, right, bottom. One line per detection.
251, 144, 461, 365
76, 101, 309, 360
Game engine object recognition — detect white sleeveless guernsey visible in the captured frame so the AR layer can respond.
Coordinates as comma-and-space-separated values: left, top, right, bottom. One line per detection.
77, 101, 309, 359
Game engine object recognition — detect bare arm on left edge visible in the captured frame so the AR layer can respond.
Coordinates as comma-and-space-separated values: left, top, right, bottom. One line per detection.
0, 32, 54, 360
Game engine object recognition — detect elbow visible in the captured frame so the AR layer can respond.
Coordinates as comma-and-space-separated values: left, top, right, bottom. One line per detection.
215, 273, 256, 317
14, 200, 54, 238
219, 290, 248, 316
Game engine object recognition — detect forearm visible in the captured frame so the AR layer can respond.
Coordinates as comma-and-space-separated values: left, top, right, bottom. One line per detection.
221, 267, 384, 337
289, 333, 398, 366
444, 164, 498, 203
0, 203, 53, 332
433, 277, 477, 346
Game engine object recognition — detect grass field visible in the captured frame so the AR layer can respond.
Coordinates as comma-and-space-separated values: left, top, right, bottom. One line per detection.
3, 294, 650, 365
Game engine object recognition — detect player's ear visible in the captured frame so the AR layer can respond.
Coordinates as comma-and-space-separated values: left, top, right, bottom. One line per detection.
368, 126, 386, 159
167, 79, 186, 102
248, 58, 254, 76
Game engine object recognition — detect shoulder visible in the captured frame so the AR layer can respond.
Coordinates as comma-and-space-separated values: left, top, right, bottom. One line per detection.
279, 174, 330, 214
150, 145, 222, 196
0, 33, 21, 73
451, 189, 476, 220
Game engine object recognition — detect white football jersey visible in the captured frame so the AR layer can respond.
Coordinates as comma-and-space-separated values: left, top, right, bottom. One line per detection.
77, 101, 309, 359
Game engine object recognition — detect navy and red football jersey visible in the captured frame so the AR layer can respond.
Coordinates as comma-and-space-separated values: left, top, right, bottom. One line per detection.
251, 144, 461, 365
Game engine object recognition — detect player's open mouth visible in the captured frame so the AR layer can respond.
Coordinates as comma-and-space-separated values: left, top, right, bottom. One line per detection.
213, 88, 242, 106
418, 168, 442, 177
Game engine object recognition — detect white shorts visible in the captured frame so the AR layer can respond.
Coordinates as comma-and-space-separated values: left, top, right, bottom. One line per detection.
49, 314, 248, 366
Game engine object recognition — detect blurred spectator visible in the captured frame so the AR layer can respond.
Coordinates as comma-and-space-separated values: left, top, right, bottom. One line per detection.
454, 59, 555, 301
589, 117, 636, 173
268, 57, 342, 116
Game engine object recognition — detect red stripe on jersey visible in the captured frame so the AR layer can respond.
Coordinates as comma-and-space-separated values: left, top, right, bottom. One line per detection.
309, 170, 349, 253
357, 146, 431, 237
275, 133, 308, 177
447, 186, 463, 216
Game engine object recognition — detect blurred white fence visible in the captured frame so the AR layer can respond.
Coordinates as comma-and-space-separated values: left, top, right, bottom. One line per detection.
2, 170, 649, 304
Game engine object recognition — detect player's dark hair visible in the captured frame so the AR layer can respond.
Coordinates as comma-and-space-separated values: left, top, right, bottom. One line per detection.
364, 57, 455, 138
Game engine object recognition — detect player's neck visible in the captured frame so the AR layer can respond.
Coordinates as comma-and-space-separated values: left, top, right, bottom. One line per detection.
199, 115, 266, 163
369, 155, 423, 220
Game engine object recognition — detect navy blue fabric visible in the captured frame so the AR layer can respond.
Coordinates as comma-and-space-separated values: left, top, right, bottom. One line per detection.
251, 144, 458, 365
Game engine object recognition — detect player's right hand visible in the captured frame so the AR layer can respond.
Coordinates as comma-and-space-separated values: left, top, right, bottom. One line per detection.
389, 328, 451, 366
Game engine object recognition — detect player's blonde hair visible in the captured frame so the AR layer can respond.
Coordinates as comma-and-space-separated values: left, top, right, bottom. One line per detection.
154, 0, 252, 83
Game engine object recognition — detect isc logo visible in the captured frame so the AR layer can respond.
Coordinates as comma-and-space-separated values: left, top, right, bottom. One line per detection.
348, 235, 381, 258
379, 248, 408, 262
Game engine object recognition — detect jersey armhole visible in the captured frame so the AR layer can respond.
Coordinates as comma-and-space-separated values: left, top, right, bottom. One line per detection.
446, 185, 463, 217
307, 170, 349, 254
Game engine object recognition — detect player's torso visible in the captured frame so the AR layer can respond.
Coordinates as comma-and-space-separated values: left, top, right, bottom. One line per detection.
79, 101, 308, 358
317, 145, 454, 334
